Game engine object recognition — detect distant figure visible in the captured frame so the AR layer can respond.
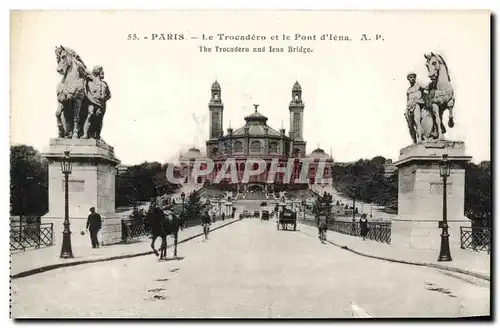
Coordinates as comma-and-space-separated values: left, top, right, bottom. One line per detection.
86, 207, 102, 248
202, 210, 212, 239
360, 214, 369, 241
222, 212, 226, 221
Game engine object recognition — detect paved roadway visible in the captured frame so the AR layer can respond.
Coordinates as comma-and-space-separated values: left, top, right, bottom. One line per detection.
11, 217, 489, 318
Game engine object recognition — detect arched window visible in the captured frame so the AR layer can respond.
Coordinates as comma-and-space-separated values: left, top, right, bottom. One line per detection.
269, 142, 278, 153
250, 141, 262, 153
233, 141, 243, 153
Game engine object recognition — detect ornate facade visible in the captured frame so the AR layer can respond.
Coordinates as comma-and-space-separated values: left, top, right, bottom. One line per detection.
179, 81, 333, 189
205, 80, 306, 158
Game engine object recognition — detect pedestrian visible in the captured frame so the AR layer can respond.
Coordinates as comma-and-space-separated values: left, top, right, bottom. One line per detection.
360, 213, 369, 241
222, 212, 225, 221
86, 207, 102, 248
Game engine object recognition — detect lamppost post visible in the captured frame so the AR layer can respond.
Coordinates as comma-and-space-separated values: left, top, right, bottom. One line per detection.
302, 200, 306, 222
181, 191, 186, 223
438, 154, 452, 262
60, 151, 74, 259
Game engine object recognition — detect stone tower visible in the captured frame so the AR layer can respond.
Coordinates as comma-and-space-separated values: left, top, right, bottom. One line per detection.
209, 80, 224, 139
206, 80, 224, 158
289, 81, 306, 157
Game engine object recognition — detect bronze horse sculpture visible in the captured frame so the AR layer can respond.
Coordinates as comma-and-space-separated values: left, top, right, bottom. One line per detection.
55, 45, 109, 139
421, 52, 455, 140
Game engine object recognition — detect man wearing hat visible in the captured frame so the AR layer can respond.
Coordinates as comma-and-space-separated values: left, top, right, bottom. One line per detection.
86, 207, 102, 248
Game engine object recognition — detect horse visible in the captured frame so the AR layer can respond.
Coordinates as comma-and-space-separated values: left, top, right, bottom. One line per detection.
147, 205, 185, 261
55, 45, 91, 139
424, 52, 455, 139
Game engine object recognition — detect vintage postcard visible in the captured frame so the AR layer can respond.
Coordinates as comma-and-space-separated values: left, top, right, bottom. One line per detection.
9, 10, 491, 318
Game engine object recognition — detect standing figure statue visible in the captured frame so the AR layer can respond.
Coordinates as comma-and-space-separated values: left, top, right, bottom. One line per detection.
405, 72, 425, 143
404, 52, 456, 143
55, 45, 111, 140
83, 66, 111, 140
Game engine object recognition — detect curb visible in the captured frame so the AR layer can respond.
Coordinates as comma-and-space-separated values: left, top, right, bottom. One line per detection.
11, 219, 240, 280
299, 224, 490, 282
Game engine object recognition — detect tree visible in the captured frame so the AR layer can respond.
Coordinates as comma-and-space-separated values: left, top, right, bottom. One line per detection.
10, 145, 48, 216
332, 157, 395, 207
313, 193, 332, 218
184, 191, 204, 221
465, 162, 491, 228
115, 161, 181, 207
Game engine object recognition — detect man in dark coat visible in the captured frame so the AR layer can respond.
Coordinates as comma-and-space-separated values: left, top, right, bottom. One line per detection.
359, 213, 369, 241
86, 207, 102, 248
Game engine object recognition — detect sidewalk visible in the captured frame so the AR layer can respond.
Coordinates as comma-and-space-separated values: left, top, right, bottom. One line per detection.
299, 222, 490, 280
11, 218, 239, 278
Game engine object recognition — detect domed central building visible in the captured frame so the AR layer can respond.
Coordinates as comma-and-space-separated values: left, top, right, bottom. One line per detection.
206, 80, 306, 159
179, 80, 333, 192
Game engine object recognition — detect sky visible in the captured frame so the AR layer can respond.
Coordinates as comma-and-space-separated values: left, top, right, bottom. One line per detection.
10, 10, 490, 165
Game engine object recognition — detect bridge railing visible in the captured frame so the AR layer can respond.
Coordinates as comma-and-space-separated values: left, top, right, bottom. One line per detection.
121, 213, 227, 243
302, 217, 391, 244
121, 216, 148, 243
10, 216, 54, 252
328, 221, 392, 244
460, 226, 491, 254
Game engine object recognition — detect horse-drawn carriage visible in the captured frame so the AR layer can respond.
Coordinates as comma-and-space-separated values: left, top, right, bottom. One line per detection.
277, 207, 297, 231
261, 210, 270, 221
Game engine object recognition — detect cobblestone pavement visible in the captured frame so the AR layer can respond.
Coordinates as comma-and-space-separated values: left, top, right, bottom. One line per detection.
11, 218, 489, 318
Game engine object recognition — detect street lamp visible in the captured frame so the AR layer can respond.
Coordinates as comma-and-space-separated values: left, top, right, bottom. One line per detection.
60, 151, 74, 259
181, 191, 186, 215
438, 154, 452, 262
302, 200, 306, 222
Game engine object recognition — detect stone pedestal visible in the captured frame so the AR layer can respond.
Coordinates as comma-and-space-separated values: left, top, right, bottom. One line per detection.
392, 140, 472, 251
42, 138, 122, 247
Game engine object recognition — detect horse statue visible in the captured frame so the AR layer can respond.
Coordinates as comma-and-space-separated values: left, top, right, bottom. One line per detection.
146, 203, 185, 261
422, 52, 455, 139
55, 45, 91, 138
55, 45, 110, 139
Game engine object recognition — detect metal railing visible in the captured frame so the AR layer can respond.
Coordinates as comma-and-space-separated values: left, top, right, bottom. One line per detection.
121, 212, 227, 243
10, 216, 54, 251
328, 221, 391, 244
460, 226, 491, 254
302, 217, 391, 244
121, 217, 148, 243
